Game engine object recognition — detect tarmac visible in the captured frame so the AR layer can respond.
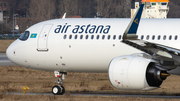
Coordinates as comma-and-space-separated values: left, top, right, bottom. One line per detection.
0, 53, 16, 66
3, 92, 180, 98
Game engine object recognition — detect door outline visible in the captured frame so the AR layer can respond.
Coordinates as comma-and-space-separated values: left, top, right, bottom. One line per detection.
37, 24, 53, 51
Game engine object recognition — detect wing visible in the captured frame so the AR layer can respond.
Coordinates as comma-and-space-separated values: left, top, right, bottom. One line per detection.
122, 4, 180, 70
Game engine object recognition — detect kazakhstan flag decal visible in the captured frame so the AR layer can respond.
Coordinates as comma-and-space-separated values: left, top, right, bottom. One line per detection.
30, 33, 37, 38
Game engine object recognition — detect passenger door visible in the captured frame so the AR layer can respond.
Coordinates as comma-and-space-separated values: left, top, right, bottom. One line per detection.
37, 24, 53, 51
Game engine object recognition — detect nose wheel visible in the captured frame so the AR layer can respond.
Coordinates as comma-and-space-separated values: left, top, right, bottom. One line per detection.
52, 85, 65, 95
53, 71, 67, 95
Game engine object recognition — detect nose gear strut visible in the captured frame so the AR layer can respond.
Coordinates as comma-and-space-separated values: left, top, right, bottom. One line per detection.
52, 71, 67, 95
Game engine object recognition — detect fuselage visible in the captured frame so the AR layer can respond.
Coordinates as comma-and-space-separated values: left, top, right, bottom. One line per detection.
6, 18, 180, 73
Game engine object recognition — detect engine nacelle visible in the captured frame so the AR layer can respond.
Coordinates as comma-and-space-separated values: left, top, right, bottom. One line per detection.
108, 54, 168, 91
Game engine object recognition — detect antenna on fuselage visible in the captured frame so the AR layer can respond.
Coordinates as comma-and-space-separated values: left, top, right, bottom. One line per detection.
62, 13, 66, 19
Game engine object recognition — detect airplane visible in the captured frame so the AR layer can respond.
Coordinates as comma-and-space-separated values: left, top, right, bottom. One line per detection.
6, 4, 180, 95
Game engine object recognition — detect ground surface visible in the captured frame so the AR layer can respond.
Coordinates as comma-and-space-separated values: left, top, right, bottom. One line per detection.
1, 40, 180, 100
0, 40, 15, 53
0, 66, 180, 101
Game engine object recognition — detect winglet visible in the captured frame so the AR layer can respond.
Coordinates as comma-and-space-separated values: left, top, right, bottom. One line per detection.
62, 13, 66, 19
123, 4, 144, 40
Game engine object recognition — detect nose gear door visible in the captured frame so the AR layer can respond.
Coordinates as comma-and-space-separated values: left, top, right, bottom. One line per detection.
37, 24, 53, 51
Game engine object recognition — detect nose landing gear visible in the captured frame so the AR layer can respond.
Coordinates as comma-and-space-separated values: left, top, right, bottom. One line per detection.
52, 71, 67, 95
52, 85, 65, 95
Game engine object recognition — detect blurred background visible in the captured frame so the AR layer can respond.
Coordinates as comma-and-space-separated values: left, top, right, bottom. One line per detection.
0, 0, 179, 38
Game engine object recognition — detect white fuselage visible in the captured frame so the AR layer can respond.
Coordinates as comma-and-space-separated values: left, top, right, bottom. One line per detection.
6, 18, 180, 73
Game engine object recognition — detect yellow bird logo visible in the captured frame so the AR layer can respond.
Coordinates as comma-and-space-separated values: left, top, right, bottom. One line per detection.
134, 18, 138, 24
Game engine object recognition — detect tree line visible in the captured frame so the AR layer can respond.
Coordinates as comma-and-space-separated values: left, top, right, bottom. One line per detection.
1, 0, 180, 33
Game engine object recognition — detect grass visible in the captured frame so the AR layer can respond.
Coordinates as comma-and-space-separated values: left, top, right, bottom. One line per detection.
0, 66, 180, 101
0, 40, 15, 53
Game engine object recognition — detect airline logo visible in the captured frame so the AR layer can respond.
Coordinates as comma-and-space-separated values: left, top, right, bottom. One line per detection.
134, 18, 138, 24
30, 33, 37, 38
54, 23, 111, 34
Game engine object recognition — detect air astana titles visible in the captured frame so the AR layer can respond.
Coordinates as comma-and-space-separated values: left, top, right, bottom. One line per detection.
54, 23, 111, 34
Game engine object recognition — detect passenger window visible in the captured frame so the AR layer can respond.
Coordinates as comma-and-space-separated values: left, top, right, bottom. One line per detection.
113, 35, 116, 40
108, 35, 110, 40
141, 35, 144, 40
146, 35, 149, 40
152, 35, 155, 40
69, 35, 72, 39
119, 35, 121, 40
91, 35, 94, 40
158, 35, 161, 40
97, 35, 99, 39
169, 35, 172, 40
86, 35, 88, 39
19, 31, 30, 41
163, 35, 166, 40
80, 35, 83, 39
175, 35, 178, 40
63, 35, 67, 39
75, 35, 78, 39
102, 35, 105, 40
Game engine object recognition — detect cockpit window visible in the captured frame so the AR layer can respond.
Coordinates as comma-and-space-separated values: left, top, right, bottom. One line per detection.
19, 31, 30, 41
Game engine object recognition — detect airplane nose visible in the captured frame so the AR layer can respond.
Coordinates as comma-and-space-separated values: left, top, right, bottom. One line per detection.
6, 41, 17, 62
6, 44, 13, 61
